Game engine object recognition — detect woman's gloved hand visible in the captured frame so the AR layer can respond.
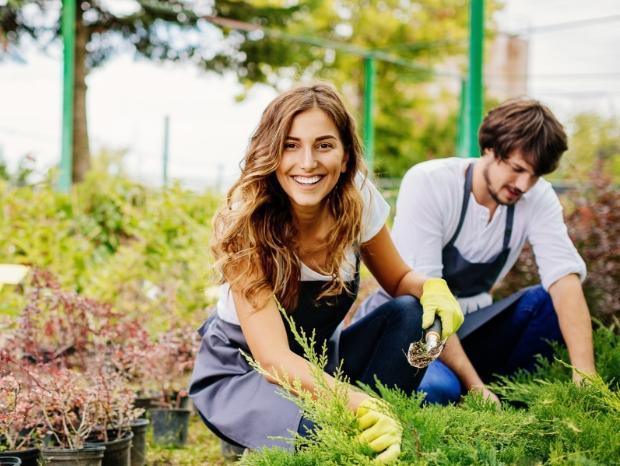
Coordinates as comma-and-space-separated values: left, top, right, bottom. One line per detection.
420, 277, 464, 340
356, 398, 402, 464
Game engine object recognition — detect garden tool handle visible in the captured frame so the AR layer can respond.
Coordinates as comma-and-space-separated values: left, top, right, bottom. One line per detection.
424, 317, 442, 350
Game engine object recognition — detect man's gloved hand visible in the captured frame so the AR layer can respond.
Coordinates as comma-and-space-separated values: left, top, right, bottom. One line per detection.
356, 398, 402, 464
420, 278, 464, 340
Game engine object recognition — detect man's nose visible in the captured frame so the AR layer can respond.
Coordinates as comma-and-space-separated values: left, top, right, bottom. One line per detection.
515, 173, 532, 192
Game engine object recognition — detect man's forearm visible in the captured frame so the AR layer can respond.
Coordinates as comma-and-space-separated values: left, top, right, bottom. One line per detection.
549, 274, 596, 379
439, 335, 485, 390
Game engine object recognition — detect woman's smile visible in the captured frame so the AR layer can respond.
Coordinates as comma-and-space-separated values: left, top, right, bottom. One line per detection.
292, 175, 324, 186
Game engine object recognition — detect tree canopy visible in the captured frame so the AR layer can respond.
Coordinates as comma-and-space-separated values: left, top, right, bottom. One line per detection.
1, 0, 502, 180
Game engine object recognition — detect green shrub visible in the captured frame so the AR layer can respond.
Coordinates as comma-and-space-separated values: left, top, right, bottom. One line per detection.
495, 172, 620, 323
0, 170, 220, 331
242, 320, 620, 465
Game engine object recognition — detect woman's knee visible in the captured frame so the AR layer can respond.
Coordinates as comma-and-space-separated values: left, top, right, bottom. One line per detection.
385, 295, 424, 335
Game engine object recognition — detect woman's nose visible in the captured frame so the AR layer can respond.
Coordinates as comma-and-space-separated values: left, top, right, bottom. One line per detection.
300, 146, 318, 171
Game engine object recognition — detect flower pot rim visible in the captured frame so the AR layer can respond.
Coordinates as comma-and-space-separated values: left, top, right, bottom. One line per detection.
130, 418, 150, 427
40, 445, 106, 454
0, 447, 39, 454
149, 407, 191, 413
85, 430, 133, 448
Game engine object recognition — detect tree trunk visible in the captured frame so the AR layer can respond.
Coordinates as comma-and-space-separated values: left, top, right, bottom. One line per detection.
72, 7, 90, 183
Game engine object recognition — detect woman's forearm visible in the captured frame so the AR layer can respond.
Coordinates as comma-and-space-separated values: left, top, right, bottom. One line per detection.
393, 269, 427, 298
261, 350, 368, 411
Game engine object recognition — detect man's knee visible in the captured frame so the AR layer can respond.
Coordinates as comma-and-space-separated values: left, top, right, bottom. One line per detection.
522, 286, 555, 315
519, 286, 561, 339
417, 360, 462, 405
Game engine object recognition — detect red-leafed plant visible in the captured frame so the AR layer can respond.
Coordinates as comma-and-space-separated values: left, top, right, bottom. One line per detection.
495, 167, 620, 322
87, 362, 142, 442
143, 325, 201, 408
0, 358, 40, 451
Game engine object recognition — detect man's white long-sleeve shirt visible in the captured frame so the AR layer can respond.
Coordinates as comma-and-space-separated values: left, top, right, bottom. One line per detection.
392, 157, 586, 314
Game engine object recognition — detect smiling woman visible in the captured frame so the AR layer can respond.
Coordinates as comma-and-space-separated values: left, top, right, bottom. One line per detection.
188, 83, 464, 463
276, 108, 348, 212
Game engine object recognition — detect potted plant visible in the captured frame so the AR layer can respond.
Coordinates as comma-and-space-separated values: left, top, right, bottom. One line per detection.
1, 272, 121, 466
0, 368, 40, 466
83, 363, 144, 466
21, 364, 105, 466
146, 326, 200, 447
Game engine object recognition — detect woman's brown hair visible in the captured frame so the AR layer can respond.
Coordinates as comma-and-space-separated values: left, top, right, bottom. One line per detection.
212, 83, 367, 311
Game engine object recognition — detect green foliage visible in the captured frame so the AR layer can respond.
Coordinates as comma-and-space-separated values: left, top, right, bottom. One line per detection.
553, 113, 620, 184
146, 414, 233, 465
0, 1, 507, 179
241, 299, 376, 465
494, 172, 620, 322
0, 167, 220, 331
242, 319, 620, 465
262, 0, 504, 177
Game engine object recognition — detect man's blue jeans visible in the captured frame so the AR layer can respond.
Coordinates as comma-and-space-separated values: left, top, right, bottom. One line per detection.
418, 285, 563, 405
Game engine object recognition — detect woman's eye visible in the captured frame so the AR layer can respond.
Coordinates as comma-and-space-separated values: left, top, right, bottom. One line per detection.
318, 143, 333, 150
284, 142, 297, 150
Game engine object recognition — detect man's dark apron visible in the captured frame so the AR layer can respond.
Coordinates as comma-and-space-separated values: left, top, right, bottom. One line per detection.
189, 264, 359, 450
355, 163, 526, 337
446, 163, 527, 338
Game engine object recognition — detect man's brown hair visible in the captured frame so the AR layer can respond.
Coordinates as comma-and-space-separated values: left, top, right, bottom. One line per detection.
478, 98, 568, 176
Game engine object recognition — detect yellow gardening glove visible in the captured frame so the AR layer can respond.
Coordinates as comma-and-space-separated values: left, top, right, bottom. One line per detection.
356, 398, 402, 464
420, 278, 464, 340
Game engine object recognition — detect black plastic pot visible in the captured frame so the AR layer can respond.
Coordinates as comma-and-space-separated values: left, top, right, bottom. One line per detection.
0, 448, 39, 466
0, 456, 21, 465
39, 445, 105, 466
129, 419, 149, 466
87, 431, 133, 466
134, 396, 158, 418
150, 408, 191, 446
177, 395, 192, 410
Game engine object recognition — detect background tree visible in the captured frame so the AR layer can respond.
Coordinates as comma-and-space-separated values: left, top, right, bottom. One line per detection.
0, 0, 306, 182
552, 112, 620, 184
232, 0, 502, 177
1, 0, 502, 181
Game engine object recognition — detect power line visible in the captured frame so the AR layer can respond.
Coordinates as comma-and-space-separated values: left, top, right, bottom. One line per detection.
506, 13, 620, 35
204, 15, 462, 79
0, 126, 57, 142
485, 72, 620, 81
374, 15, 620, 52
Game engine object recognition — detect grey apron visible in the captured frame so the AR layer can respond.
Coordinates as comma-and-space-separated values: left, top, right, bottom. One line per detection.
355, 163, 526, 337
189, 263, 359, 450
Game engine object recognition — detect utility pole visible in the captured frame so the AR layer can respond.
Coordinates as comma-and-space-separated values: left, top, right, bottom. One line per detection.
363, 55, 376, 174
462, 0, 485, 158
58, 0, 76, 192
162, 115, 170, 187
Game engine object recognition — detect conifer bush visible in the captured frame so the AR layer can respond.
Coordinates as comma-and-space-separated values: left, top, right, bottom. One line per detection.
240, 308, 619, 465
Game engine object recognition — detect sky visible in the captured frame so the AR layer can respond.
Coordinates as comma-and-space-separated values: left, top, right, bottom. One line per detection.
0, 0, 619, 190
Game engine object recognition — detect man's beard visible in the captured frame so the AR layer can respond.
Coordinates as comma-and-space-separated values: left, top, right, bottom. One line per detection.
483, 163, 519, 206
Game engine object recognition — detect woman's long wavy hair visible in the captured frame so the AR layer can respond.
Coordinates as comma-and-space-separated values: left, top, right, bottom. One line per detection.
212, 83, 367, 311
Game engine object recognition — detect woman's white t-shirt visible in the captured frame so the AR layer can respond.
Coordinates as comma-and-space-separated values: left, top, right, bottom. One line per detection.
217, 174, 390, 324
